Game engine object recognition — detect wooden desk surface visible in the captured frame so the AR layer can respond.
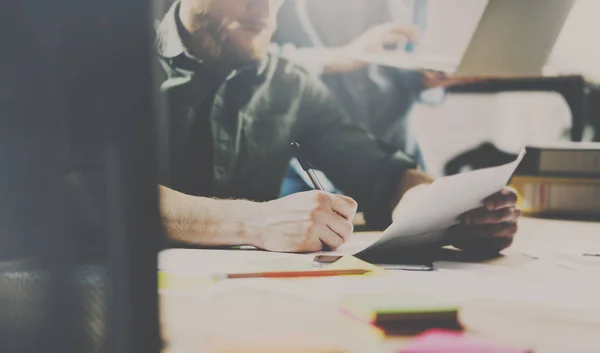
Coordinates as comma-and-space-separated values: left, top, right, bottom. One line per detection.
159, 217, 600, 353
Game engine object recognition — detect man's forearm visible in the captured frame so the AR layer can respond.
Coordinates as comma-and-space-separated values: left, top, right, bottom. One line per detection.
159, 185, 260, 247
273, 43, 365, 75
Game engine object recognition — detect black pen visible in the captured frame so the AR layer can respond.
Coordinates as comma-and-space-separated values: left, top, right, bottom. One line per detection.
291, 141, 332, 251
291, 142, 324, 191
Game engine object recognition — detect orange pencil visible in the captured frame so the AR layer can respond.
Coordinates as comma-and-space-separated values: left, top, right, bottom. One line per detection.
212, 269, 371, 280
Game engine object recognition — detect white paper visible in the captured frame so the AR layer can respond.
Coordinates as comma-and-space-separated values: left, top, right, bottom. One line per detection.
158, 249, 316, 276
318, 150, 526, 256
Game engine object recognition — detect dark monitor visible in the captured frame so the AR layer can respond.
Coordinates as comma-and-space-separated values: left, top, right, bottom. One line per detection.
0, 0, 163, 352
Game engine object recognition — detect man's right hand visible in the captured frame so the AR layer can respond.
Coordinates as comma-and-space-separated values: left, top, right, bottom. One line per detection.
248, 191, 358, 253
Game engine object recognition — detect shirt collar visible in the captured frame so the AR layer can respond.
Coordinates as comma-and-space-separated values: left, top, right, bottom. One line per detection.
156, 1, 270, 79
156, 1, 187, 59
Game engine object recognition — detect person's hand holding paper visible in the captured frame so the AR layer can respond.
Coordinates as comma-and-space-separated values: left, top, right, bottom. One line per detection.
385, 150, 525, 254
393, 183, 521, 253
450, 187, 521, 253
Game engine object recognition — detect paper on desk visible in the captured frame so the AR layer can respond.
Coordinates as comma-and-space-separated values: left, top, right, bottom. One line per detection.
158, 249, 315, 276
318, 150, 526, 257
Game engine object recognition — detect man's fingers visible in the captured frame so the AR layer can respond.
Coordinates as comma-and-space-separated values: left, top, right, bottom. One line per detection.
389, 25, 419, 42
312, 208, 353, 242
329, 194, 358, 221
314, 224, 345, 250
483, 187, 518, 211
373, 23, 418, 43
462, 206, 521, 225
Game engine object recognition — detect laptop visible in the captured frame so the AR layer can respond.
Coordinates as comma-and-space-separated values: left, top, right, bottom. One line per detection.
359, 0, 576, 78
454, 0, 577, 77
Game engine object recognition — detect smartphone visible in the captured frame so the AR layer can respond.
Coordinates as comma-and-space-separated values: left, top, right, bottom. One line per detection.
313, 255, 343, 264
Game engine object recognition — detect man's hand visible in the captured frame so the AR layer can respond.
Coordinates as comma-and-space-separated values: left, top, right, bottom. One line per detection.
160, 186, 356, 253
391, 171, 521, 253
249, 191, 358, 253
449, 187, 521, 253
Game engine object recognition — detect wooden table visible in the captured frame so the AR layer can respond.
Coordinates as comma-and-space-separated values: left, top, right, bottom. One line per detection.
159, 217, 600, 353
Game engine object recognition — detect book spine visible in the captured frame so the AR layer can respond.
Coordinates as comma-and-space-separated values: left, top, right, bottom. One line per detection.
512, 177, 600, 214
539, 150, 600, 175
515, 148, 600, 177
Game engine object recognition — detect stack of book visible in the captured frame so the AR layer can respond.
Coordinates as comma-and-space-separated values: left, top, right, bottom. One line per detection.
510, 143, 600, 216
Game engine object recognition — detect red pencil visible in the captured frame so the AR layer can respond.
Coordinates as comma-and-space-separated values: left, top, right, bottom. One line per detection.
212, 269, 371, 280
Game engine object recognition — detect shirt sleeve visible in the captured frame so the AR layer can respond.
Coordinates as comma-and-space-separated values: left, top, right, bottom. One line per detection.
296, 77, 418, 230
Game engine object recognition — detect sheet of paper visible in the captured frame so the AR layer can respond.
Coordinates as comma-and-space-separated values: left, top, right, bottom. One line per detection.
158, 249, 315, 277
356, 150, 526, 255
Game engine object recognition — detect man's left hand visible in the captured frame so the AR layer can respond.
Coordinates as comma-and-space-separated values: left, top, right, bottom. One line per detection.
449, 187, 521, 253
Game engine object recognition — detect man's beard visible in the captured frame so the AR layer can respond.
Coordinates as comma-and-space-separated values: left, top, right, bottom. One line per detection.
192, 14, 264, 67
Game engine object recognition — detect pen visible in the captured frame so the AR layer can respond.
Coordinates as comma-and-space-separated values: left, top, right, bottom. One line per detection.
212, 269, 371, 280
291, 141, 324, 191
583, 252, 600, 257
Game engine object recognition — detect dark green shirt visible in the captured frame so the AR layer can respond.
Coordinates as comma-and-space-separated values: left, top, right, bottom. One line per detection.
155, 2, 417, 229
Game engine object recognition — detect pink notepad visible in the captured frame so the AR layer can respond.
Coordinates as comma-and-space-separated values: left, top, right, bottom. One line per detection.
400, 330, 532, 353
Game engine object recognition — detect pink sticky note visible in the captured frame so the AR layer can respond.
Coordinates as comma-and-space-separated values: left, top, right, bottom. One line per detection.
400, 329, 532, 353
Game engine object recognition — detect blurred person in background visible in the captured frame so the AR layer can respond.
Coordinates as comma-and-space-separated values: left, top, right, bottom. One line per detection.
271, 0, 473, 196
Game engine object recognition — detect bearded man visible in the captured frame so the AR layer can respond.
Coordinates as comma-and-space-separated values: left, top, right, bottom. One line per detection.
156, 0, 521, 254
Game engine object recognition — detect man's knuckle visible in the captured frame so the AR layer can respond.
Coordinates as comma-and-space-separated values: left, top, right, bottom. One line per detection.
346, 196, 358, 208
315, 191, 330, 204
309, 205, 322, 218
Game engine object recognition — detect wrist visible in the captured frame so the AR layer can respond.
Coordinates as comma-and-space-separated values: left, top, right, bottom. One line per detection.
227, 199, 267, 248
